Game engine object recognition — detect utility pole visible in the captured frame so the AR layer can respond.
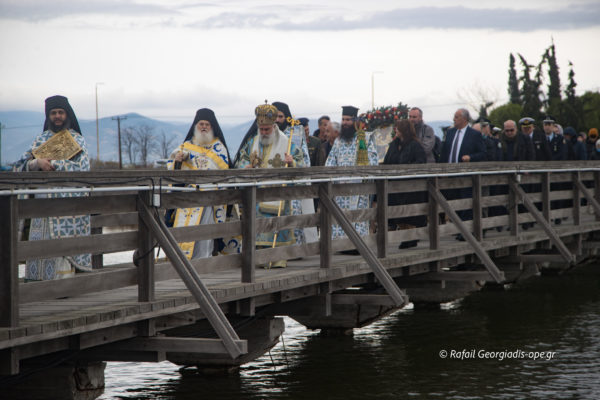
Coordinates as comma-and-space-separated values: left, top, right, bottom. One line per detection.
0, 121, 3, 166
371, 71, 383, 109
95, 82, 104, 161
112, 115, 127, 169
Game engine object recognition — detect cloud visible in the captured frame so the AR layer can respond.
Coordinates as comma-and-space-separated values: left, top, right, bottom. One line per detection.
0, 0, 177, 21
4, 1, 598, 31
196, 4, 600, 32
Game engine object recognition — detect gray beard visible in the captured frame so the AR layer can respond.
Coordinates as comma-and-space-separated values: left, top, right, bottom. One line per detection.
260, 132, 275, 146
193, 128, 214, 146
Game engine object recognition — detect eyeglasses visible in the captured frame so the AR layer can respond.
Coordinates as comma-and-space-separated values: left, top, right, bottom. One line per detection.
505, 129, 515, 132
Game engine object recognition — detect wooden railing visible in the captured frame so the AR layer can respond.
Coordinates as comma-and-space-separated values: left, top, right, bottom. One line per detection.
2, 162, 600, 330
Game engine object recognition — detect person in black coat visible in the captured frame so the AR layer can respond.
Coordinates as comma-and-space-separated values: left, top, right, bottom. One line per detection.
498, 120, 534, 161
519, 117, 551, 161
591, 139, 600, 160
563, 127, 587, 160
382, 119, 426, 248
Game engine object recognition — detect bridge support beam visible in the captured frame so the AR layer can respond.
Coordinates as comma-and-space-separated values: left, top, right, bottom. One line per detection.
165, 316, 284, 373
3, 361, 106, 400
284, 294, 400, 335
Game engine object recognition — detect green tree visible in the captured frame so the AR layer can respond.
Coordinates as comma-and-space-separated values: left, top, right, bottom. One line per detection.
545, 41, 562, 102
565, 61, 577, 102
508, 53, 520, 104
518, 54, 543, 120
580, 91, 600, 131
489, 103, 523, 128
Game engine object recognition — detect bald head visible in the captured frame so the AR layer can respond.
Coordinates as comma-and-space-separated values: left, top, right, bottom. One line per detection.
503, 120, 517, 138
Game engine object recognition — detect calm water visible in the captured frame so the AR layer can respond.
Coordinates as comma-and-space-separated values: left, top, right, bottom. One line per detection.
98, 263, 600, 400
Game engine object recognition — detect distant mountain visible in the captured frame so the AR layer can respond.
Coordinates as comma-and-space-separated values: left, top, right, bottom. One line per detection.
0, 110, 449, 166
0, 110, 253, 165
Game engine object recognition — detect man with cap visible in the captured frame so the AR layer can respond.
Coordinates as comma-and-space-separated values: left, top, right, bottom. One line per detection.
519, 117, 551, 161
168, 108, 234, 259
543, 115, 567, 161
325, 105, 378, 240
234, 102, 305, 267
13, 95, 92, 280
473, 118, 499, 161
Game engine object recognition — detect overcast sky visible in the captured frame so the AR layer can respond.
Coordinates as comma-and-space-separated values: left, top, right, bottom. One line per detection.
1, 0, 599, 126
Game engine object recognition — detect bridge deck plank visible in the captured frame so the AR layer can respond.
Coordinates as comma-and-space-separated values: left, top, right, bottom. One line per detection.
2, 214, 599, 353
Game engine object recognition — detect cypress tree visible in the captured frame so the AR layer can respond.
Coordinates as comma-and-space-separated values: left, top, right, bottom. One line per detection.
518, 54, 543, 120
546, 41, 562, 101
508, 53, 520, 104
565, 61, 577, 103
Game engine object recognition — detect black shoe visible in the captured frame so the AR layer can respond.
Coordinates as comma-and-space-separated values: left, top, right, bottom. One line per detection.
340, 249, 360, 255
399, 240, 418, 249
455, 234, 466, 242
496, 226, 504, 232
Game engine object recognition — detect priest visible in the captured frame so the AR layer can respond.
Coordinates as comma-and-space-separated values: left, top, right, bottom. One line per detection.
234, 102, 305, 267
325, 105, 378, 240
13, 95, 92, 280
272, 101, 318, 245
168, 108, 234, 259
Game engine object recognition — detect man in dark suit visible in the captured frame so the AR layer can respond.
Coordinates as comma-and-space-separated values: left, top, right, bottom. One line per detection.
519, 117, 551, 161
439, 108, 486, 240
543, 115, 567, 161
440, 108, 487, 163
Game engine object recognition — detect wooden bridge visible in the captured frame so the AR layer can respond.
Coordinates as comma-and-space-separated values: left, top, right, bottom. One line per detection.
1, 162, 600, 399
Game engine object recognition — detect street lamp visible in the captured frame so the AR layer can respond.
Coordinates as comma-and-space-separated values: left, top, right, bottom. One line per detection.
371, 71, 383, 109
95, 82, 105, 160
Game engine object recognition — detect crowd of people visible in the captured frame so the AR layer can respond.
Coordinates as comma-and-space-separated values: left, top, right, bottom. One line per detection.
11, 95, 600, 280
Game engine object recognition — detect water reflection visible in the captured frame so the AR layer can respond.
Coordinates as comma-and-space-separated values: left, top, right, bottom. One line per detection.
100, 264, 600, 400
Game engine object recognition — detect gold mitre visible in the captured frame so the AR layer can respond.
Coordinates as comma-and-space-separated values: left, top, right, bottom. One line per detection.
255, 102, 278, 125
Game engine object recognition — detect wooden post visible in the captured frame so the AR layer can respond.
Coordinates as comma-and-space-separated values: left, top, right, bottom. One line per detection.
572, 173, 582, 257
509, 174, 519, 235
137, 191, 155, 303
0, 195, 20, 375
428, 178, 439, 250
428, 184, 505, 283
542, 172, 551, 223
595, 171, 600, 222
376, 179, 388, 258
319, 192, 408, 306
573, 171, 581, 226
509, 179, 575, 264
91, 224, 104, 269
472, 175, 482, 241
241, 186, 256, 283
0, 195, 19, 329
137, 201, 246, 358
319, 182, 332, 268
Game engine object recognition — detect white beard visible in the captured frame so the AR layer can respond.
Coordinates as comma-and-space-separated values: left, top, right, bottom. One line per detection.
192, 128, 214, 146
259, 126, 278, 146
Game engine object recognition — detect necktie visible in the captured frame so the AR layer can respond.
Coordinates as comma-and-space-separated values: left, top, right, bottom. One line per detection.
450, 129, 461, 163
